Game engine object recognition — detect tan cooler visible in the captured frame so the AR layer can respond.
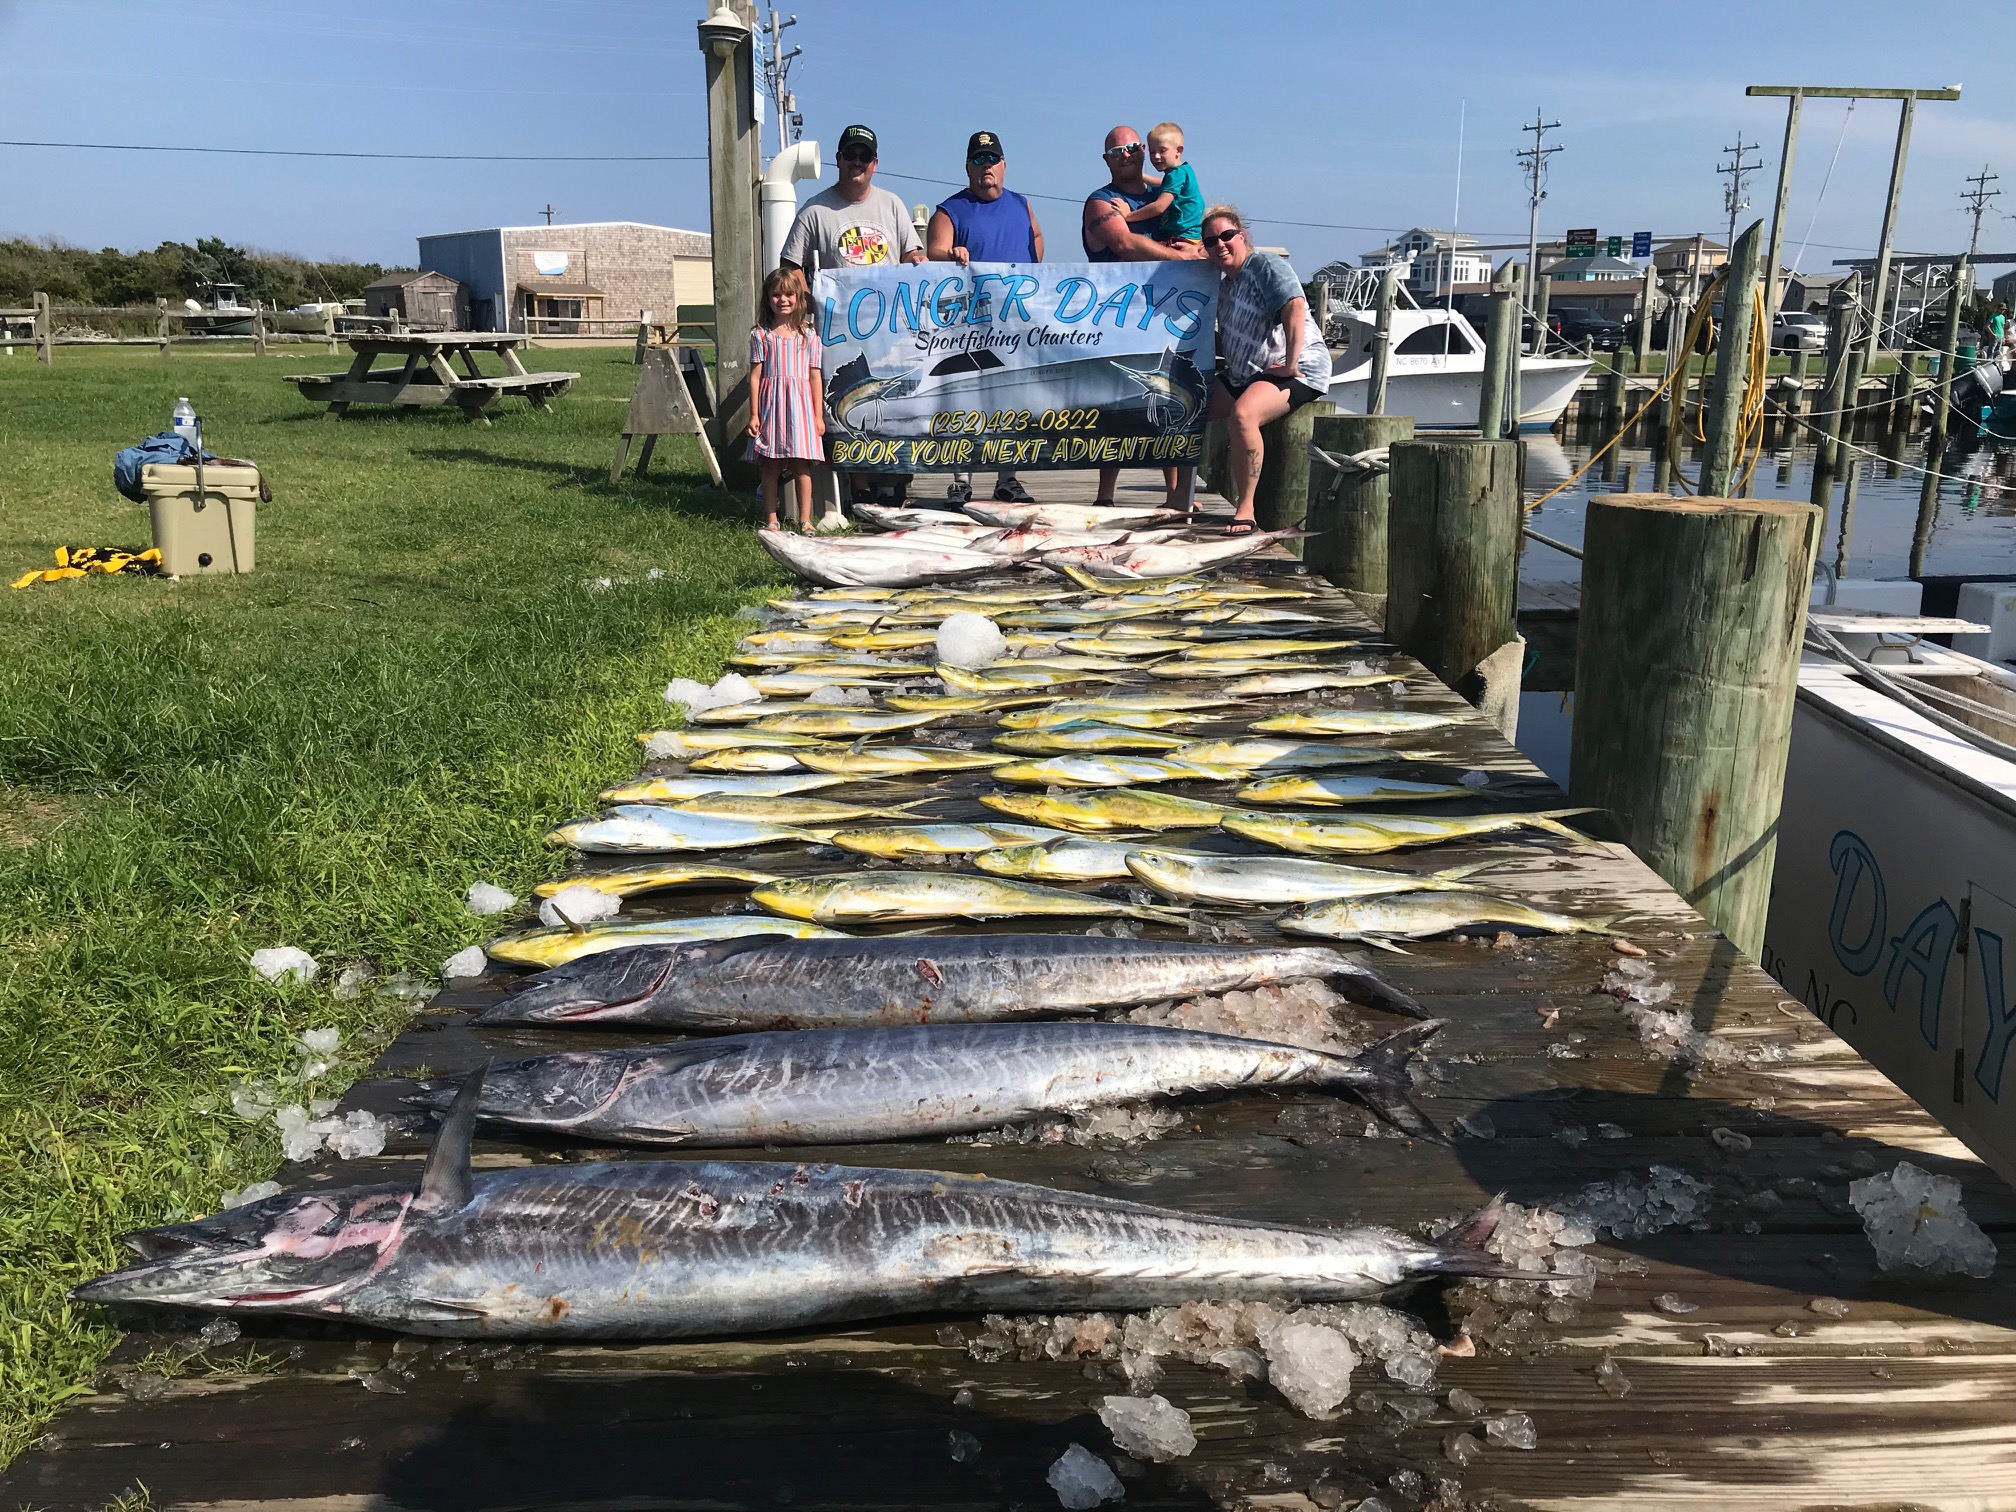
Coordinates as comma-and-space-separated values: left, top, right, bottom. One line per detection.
141, 462, 261, 575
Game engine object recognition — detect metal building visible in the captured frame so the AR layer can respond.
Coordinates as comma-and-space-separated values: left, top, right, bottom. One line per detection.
414, 222, 714, 335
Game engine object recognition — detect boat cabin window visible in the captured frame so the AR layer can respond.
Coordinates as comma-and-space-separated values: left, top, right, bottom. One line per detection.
929, 349, 1007, 377
1395, 324, 1475, 356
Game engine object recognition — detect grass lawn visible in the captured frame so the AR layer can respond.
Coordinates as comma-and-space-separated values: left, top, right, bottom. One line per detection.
0, 344, 776, 1462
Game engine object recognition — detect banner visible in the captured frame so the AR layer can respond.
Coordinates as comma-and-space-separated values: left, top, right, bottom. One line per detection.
812, 261, 1218, 473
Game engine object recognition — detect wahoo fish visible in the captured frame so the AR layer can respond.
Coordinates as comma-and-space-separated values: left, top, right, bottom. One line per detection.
413, 1020, 1445, 1146
1223, 670, 1408, 697
794, 745, 1016, 777
1223, 808, 1599, 856
975, 837, 1185, 882
549, 806, 836, 855
1253, 709, 1460, 737
1238, 774, 1481, 806
532, 865, 780, 900
998, 693, 1237, 729
1279, 891, 1617, 945
484, 915, 846, 969
76, 1068, 1523, 1337
981, 786, 1245, 833
750, 871, 1189, 927
756, 527, 1012, 589
1180, 638, 1364, 661
600, 773, 847, 803
992, 754, 1244, 788
993, 723, 1193, 755
1169, 738, 1409, 772
936, 664, 1122, 693
750, 708, 944, 736
827, 822, 1068, 860
634, 729, 826, 760
855, 502, 980, 530
475, 932, 1423, 1027
1124, 850, 1507, 906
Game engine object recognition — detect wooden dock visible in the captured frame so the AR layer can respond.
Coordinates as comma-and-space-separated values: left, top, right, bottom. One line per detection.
8, 471, 2014, 1512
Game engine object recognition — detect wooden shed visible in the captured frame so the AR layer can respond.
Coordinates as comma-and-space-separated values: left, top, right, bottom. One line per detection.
361, 270, 467, 331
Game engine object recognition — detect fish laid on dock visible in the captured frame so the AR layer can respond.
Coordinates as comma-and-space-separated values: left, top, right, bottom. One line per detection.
76, 1073, 1517, 1337
601, 773, 847, 802
975, 837, 1189, 882
749, 871, 1190, 927
827, 821, 1068, 860
1236, 775, 1481, 806
1278, 890, 1617, 944
1170, 738, 1413, 772
1252, 710, 1459, 736
999, 694, 1235, 730
793, 745, 1017, 777
980, 786, 1245, 833
476, 934, 1423, 1027
991, 754, 1244, 788
411, 1021, 1446, 1145
634, 729, 827, 760
1222, 670, 1408, 697
549, 806, 836, 855
993, 722, 1194, 755
531, 864, 781, 900
483, 915, 846, 969
1124, 851, 1509, 906
750, 708, 945, 737
1224, 808, 1598, 856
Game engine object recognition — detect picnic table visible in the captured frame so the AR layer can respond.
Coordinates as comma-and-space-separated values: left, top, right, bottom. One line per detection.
286, 332, 579, 424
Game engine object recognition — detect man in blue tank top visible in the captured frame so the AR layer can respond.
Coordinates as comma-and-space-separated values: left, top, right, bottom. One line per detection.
928, 131, 1047, 504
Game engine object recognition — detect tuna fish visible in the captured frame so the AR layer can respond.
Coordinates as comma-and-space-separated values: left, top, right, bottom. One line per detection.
475, 933, 1423, 1028
411, 1020, 1446, 1145
74, 1073, 1520, 1338
756, 528, 1015, 588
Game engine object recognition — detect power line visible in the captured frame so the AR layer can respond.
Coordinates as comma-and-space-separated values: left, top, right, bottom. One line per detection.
0, 139, 704, 163
1962, 165, 2001, 259
1717, 132, 1762, 254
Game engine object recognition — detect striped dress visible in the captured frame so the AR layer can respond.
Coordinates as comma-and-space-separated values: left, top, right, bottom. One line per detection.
749, 324, 824, 461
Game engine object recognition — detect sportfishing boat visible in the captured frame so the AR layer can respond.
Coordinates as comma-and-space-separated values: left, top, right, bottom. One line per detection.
1762, 600, 2016, 1183
1320, 271, 1592, 432
180, 282, 256, 337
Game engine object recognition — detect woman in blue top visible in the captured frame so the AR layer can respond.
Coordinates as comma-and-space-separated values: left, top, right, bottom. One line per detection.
1200, 205, 1331, 533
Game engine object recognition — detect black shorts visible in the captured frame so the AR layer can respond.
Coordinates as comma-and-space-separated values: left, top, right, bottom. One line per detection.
1218, 373, 1326, 412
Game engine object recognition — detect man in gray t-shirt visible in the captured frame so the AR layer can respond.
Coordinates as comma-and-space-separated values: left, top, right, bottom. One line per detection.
780, 124, 924, 508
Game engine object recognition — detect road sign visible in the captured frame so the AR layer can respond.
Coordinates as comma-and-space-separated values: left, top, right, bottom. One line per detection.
1565, 228, 1598, 258
1631, 230, 1653, 258
1606, 235, 1623, 258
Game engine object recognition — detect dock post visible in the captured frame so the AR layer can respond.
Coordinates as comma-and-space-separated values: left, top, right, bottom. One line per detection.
251, 303, 269, 359
1570, 493, 1821, 958
33, 290, 51, 366
1385, 438, 1522, 734
1659, 295, 1694, 489
701, 1, 761, 495
1785, 348, 1807, 418
1366, 267, 1396, 415
1253, 402, 1319, 553
1534, 273, 1552, 347
1633, 265, 1656, 375
1307, 412, 1413, 618
1814, 282, 1856, 470
1477, 262, 1518, 439
1701, 220, 1764, 497
156, 297, 171, 359
1929, 256, 1968, 450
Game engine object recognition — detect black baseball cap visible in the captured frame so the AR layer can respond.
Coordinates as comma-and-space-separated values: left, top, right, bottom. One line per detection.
967, 130, 1003, 159
837, 124, 877, 157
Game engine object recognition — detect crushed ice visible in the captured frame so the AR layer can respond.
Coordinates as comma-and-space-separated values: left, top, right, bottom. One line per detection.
250, 946, 318, 984
1047, 1443, 1124, 1508
466, 881, 518, 916
802, 683, 875, 706
1125, 980, 1360, 1055
663, 672, 761, 714
1849, 1161, 1997, 1278
1097, 1395, 1195, 1461
538, 885, 622, 929
937, 612, 1008, 670
441, 944, 489, 979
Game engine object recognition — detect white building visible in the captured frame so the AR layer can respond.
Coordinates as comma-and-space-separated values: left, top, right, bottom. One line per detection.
1361, 229, 1492, 298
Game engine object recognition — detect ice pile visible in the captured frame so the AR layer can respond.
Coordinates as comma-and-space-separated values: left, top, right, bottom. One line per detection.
466, 882, 518, 916
220, 1180, 282, 1209
276, 1105, 389, 1162
802, 683, 875, 706
950, 1103, 1183, 1149
1126, 980, 1359, 1055
663, 672, 761, 715
1262, 1320, 1357, 1417
250, 946, 318, 984
1599, 956, 1675, 1005
1097, 1395, 1196, 1461
1849, 1160, 1997, 1278
1625, 1005, 1785, 1069
538, 885, 622, 929
937, 612, 1008, 670
1047, 1444, 1124, 1509
441, 945, 489, 980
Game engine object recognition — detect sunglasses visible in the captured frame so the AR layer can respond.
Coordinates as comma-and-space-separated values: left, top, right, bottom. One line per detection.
1203, 226, 1242, 246
837, 149, 875, 164
968, 152, 1002, 167
1104, 143, 1143, 159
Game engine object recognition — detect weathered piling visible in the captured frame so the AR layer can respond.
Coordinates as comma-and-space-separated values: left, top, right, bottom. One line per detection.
1813, 281, 1858, 470
1253, 402, 1318, 553
1570, 493, 1821, 958
1633, 265, 1657, 373
1929, 256, 1968, 449
1307, 412, 1414, 616
1784, 348, 1808, 417
702, 0, 761, 489
1477, 262, 1518, 439
1701, 220, 1764, 497
1366, 267, 1397, 415
1386, 439, 1522, 732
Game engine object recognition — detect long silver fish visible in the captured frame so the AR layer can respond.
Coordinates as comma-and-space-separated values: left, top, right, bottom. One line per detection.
475, 934, 1424, 1027
1125, 850, 1510, 906
74, 1073, 1525, 1337
549, 806, 833, 855
412, 1020, 1446, 1145
1279, 890, 1618, 944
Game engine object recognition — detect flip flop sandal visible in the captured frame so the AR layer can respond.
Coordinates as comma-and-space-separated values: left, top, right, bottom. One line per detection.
1225, 519, 1258, 536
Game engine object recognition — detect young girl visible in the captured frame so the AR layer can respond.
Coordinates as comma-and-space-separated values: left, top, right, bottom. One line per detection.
747, 265, 825, 531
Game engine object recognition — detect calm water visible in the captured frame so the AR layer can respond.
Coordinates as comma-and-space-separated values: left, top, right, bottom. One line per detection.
1512, 419, 2016, 786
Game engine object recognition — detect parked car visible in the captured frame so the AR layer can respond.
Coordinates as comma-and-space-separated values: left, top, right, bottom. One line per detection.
1546, 307, 1624, 351
1771, 311, 1829, 353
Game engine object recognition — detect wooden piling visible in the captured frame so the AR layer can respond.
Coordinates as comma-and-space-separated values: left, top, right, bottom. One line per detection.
703, 1, 761, 491
1385, 438, 1521, 719
1366, 267, 1396, 415
1785, 347, 1807, 417
33, 290, 51, 365
251, 304, 269, 359
1701, 220, 1764, 498
156, 297, 171, 359
1814, 283, 1856, 470
1634, 265, 1656, 374
1252, 402, 1318, 553
1929, 256, 1968, 449
1307, 412, 1414, 616
1570, 493, 1822, 958
1477, 262, 1517, 439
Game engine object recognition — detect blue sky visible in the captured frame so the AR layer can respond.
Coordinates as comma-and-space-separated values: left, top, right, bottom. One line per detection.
3, 0, 2009, 278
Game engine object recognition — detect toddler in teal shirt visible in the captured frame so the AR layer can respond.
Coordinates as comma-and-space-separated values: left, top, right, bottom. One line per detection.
1124, 121, 1204, 247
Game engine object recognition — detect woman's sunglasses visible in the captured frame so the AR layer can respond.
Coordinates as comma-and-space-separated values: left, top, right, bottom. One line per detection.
1203, 227, 1242, 247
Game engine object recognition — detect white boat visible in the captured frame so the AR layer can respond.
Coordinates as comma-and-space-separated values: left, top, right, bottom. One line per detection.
1763, 600, 2016, 1183
1320, 273, 1591, 432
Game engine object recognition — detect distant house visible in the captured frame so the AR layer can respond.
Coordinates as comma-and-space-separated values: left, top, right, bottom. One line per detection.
361, 270, 467, 331
413, 222, 713, 335
1361, 229, 1492, 299
1544, 253, 1640, 283
1783, 271, 1849, 313
1991, 269, 2016, 308
1652, 236, 1727, 288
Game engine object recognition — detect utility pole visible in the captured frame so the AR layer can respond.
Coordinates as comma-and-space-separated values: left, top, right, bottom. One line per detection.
1515, 111, 1561, 354
540, 204, 556, 226
1718, 134, 1762, 264
758, 10, 801, 159
1962, 165, 2000, 259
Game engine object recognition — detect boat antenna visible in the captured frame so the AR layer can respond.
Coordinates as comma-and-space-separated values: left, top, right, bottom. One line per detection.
1445, 100, 1465, 356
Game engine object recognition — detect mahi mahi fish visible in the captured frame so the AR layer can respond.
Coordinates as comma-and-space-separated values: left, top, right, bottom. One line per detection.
750, 871, 1190, 927
1278, 890, 1617, 944
992, 754, 1244, 788
411, 1020, 1446, 1145
1252, 710, 1459, 737
602, 773, 846, 802
828, 821, 1069, 860
483, 916, 845, 970
549, 806, 834, 855
1237, 775, 1481, 806
474, 933, 1424, 1027
74, 1069, 1526, 1337
1124, 850, 1507, 906
993, 723, 1194, 755
1223, 808, 1598, 856
531, 864, 779, 900
980, 786, 1245, 833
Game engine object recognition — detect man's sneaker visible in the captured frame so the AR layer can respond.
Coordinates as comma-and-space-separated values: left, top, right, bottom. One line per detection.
993, 478, 1036, 504
945, 478, 973, 504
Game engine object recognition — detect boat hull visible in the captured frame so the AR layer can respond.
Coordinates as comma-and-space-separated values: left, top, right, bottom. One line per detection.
1325, 358, 1591, 432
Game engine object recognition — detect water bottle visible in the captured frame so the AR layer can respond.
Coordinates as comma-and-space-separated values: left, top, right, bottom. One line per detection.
171, 398, 198, 445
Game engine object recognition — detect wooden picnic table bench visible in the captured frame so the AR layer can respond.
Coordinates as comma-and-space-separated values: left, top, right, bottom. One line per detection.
286, 331, 579, 424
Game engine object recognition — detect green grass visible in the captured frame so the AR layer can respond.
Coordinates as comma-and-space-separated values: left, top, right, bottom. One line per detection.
0, 344, 777, 1462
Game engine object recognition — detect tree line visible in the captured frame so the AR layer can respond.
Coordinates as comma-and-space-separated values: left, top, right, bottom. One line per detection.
0, 237, 408, 308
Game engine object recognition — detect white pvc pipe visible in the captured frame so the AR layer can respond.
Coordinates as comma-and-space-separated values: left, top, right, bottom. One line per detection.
760, 140, 823, 275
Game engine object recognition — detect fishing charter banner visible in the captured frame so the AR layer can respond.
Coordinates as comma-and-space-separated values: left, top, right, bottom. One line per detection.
812, 261, 1218, 473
